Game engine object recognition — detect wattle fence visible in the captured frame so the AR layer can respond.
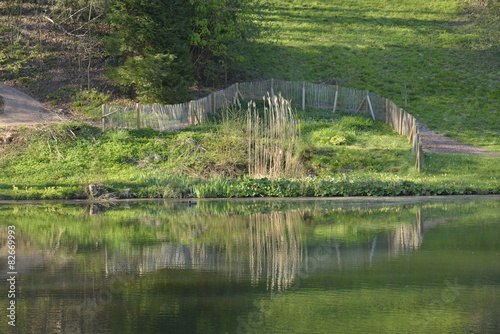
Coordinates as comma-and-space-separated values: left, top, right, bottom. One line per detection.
102, 79, 423, 171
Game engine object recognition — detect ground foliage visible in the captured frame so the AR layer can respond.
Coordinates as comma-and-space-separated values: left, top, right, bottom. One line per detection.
0, 113, 498, 199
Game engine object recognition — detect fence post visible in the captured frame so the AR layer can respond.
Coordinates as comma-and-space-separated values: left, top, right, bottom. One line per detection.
385, 99, 389, 124
414, 133, 423, 172
418, 142, 423, 172
102, 104, 106, 130
365, 90, 369, 114
271, 79, 275, 101
365, 91, 375, 120
211, 91, 216, 114
302, 81, 306, 111
234, 83, 241, 106
399, 108, 404, 134
136, 103, 141, 129
183, 102, 190, 125
191, 101, 200, 125
333, 85, 338, 113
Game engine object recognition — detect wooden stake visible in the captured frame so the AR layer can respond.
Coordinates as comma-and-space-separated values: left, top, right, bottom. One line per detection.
102, 104, 106, 129
333, 85, 338, 113
385, 99, 389, 124
415, 134, 423, 172
366, 93, 375, 120
233, 83, 241, 107
191, 101, 201, 125
212, 92, 216, 114
136, 103, 141, 129
271, 79, 275, 102
399, 109, 404, 134
365, 90, 369, 114
302, 81, 306, 111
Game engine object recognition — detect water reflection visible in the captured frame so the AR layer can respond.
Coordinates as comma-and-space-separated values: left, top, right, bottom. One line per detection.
103, 208, 426, 293
389, 215, 423, 256
105, 210, 305, 292
0, 197, 499, 334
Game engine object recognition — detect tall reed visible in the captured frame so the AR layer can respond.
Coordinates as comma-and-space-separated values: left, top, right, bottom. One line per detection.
246, 94, 302, 178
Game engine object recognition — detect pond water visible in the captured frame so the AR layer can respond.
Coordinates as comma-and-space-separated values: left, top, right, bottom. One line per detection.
0, 196, 499, 334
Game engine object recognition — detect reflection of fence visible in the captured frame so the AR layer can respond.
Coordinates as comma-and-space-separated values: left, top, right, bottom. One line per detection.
102, 79, 423, 170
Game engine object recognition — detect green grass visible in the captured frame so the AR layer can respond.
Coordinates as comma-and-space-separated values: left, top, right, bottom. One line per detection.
239, 0, 499, 151
0, 113, 498, 199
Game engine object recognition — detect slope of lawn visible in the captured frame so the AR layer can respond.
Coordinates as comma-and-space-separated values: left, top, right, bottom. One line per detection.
238, 0, 499, 151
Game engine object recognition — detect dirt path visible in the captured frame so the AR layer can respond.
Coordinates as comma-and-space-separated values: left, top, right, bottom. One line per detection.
0, 83, 68, 126
418, 123, 500, 157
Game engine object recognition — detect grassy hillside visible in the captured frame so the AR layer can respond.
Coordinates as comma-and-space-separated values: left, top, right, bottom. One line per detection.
239, 0, 499, 150
1, 0, 498, 150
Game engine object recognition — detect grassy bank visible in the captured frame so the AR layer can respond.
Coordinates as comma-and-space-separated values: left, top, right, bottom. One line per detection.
1, 109, 498, 200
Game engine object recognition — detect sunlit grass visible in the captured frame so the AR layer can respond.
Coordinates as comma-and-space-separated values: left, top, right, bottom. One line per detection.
241, 0, 499, 150
0, 108, 498, 199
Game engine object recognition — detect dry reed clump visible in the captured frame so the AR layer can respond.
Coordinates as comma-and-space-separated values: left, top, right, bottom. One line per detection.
246, 94, 303, 179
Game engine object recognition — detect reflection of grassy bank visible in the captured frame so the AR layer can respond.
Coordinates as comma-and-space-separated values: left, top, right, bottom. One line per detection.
1, 198, 498, 251
1, 199, 498, 334
2, 199, 498, 334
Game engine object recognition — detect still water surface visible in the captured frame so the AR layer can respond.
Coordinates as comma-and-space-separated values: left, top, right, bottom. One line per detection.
0, 196, 499, 334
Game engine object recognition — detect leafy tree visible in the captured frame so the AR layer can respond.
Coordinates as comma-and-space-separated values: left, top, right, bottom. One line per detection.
108, 53, 191, 103
104, 0, 258, 101
189, 0, 253, 86
104, 0, 193, 103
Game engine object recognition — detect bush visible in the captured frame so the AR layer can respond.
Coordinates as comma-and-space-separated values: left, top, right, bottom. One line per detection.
108, 54, 192, 104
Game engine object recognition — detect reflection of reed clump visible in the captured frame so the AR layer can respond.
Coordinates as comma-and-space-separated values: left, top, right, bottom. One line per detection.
389, 211, 423, 256
248, 211, 304, 292
104, 210, 305, 292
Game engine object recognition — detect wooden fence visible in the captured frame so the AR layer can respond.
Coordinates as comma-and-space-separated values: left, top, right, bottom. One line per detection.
102, 79, 423, 171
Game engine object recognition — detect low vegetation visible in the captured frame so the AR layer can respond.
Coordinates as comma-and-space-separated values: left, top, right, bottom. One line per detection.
0, 105, 498, 199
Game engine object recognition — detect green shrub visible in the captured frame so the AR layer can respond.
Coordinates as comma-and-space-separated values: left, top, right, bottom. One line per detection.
108, 54, 192, 104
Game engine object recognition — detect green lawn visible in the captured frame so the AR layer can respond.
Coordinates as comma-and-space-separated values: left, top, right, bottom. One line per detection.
0, 113, 498, 199
238, 0, 499, 151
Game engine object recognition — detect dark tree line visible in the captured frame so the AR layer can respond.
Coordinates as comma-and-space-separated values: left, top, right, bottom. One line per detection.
1, 0, 258, 103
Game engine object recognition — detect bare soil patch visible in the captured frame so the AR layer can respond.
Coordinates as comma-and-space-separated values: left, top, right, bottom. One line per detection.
0, 83, 69, 127
418, 124, 500, 157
